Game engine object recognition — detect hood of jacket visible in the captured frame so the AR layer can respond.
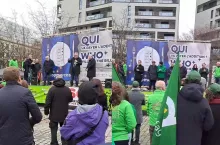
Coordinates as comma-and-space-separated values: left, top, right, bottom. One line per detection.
53, 78, 65, 87
60, 104, 107, 140
179, 83, 204, 102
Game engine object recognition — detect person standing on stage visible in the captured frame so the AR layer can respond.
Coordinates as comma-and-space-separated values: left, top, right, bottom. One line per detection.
68, 52, 82, 87
86, 55, 96, 81
122, 61, 127, 85
199, 63, 209, 81
134, 60, 144, 87
180, 63, 187, 79
148, 61, 157, 91
157, 61, 166, 81
9, 57, 18, 68
23, 55, 33, 83
35, 59, 42, 85
43, 56, 55, 86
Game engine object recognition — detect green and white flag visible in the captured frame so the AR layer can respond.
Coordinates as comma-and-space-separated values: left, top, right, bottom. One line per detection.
151, 55, 180, 145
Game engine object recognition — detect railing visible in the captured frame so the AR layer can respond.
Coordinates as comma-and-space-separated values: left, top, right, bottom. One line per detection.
137, 11, 153, 16
87, 0, 112, 7
112, 0, 154, 2
164, 36, 174, 40
135, 23, 152, 28
86, 14, 104, 21
159, 0, 176, 4
159, 11, 174, 16
155, 24, 170, 29
134, 0, 152, 2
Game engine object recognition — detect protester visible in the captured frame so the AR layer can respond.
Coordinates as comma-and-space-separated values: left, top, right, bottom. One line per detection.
23, 55, 33, 82
9, 57, 18, 68
0, 67, 42, 145
118, 61, 125, 84
112, 82, 136, 145
122, 61, 127, 85
92, 78, 108, 111
148, 61, 157, 91
199, 63, 209, 81
192, 64, 198, 71
60, 81, 109, 145
214, 62, 220, 84
86, 55, 96, 81
134, 60, 144, 87
21, 80, 29, 88
68, 52, 82, 87
177, 70, 214, 145
128, 81, 145, 145
202, 83, 220, 145
43, 56, 55, 85
167, 63, 174, 80
34, 59, 42, 85
147, 80, 166, 144
180, 63, 187, 79
28, 59, 36, 85
157, 62, 166, 81
44, 75, 72, 145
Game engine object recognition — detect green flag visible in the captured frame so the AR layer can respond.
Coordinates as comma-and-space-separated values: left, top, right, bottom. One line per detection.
151, 55, 180, 145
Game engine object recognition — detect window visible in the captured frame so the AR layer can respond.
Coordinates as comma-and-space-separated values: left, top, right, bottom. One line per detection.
78, 12, 82, 23
210, 21, 213, 28
127, 18, 131, 27
211, 10, 214, 18
128, 6, 131, 16
79, 0, 82, 10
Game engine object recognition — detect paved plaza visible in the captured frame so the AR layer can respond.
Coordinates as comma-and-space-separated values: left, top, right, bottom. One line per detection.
34, 107, 150, 145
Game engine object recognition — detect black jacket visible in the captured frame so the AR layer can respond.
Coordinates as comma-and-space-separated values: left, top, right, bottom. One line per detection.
68, 57, 82, 75
35, 63, 41, 73
43, 59, 55, 74
87, 58, 96, 78
148, 65, 157, 80
180, 66, 187, 79
167, 66, 173, 79
177, 83, 214, 145
23, 58, 33, 73
199, 68, 209, 80
44, 78, 72, 122
202, 99, 220, 145
0, 81, 42, 145
134, 64, 144, 80
98, 94, 108, 111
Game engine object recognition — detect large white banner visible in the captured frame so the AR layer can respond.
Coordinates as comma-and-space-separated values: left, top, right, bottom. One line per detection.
167, 42, 211, 71
78, 30, 113, 81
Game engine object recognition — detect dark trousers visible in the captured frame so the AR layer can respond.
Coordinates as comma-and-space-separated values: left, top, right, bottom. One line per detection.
49, 121, 66, 145
88, 77, 93, 81
149, 80, 156, 91
149, 125, 155, 145
70, 74, 79, 87
44, 73, 51, 85
131, 124, 141, 143
215, 77, 220, 84
24, 72, 28, 82
135, 79, 142, 87
114, 140, 129, 145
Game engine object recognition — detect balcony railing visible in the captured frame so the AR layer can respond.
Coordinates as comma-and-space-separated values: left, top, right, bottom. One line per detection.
155, 24, 170, 29
87, 0, 112, 7
134, 0, 152, 2
164, 36, 174, 40
135, 23, 152, 28
159, 11, 174, 16
86, 14, 104, 21
112, 0, 154, 2
138, 11, 153, 16
159, 0, 175, 4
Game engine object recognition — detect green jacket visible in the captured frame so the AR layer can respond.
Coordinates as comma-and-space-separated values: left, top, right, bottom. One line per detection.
1, 82, 6, 86
9, 60, 18, 68
214, 67, 220, 78
123, 64, 127, 76
157, 65, 166, 79
112, 100, 137, 141
147, 90, 165, 126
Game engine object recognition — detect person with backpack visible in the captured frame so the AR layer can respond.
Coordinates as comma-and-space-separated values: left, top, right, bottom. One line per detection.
60, 81, 109, 145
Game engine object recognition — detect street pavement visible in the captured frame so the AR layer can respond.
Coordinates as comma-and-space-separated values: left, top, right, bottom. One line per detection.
34, 107, 150, 145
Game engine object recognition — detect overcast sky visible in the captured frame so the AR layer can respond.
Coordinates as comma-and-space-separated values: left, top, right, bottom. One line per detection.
0, 0, 196, 36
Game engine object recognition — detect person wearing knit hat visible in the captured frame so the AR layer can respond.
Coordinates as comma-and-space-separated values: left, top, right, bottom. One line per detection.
177, 70, 214, 145
202, 83, 220, 145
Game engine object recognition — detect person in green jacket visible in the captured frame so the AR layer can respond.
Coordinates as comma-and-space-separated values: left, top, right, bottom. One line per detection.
157, 61, 166, 80
147, 80, 166, 144
112, 82, 137, 145
122, 61, 127, 85
9, 58, 18, 68
214, 62, 220, 84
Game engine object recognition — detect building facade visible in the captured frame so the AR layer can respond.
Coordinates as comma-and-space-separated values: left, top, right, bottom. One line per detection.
57, 0, 180, 40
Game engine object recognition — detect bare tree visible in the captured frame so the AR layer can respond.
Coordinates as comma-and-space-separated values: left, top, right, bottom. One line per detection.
112, 7, 138, 61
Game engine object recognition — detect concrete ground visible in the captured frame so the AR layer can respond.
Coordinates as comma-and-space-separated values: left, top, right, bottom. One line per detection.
34, 107, 150, 145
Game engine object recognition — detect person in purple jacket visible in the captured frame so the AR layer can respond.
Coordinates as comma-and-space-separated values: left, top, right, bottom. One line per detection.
60, 81, 109, 145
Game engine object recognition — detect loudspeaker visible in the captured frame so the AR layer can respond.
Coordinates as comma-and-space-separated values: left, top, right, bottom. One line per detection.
105, 79, 112, 88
